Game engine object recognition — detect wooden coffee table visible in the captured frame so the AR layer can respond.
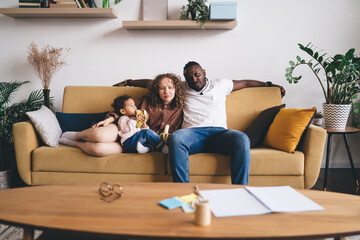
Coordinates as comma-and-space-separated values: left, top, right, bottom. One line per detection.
0, 182, 359, 240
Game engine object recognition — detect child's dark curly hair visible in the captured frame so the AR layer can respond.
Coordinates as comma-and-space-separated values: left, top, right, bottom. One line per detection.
111, 94, 132, 116
148, 73, 186, 109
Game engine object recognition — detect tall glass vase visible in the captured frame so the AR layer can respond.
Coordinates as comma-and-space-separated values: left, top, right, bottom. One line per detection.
103, 0, 109, 8
43, 89, 50, 108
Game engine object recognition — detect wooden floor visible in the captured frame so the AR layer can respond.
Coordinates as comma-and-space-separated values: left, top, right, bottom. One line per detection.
311, 168, 360, 195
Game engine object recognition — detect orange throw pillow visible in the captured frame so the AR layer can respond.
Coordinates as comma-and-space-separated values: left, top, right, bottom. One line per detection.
263, 107, 316, 153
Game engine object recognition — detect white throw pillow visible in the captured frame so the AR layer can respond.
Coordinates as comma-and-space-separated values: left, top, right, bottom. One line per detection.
26, 106, 62, 147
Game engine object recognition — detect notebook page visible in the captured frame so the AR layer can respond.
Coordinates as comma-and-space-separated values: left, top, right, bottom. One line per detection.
245, 186, 324, 213
200, 188, 271, 217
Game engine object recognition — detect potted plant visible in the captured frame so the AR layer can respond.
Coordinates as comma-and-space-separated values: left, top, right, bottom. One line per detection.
27, 42, 70, 108
313, 111, 324, 126
180, 0, 209, 29
286, 43, 360, 129
0, 81, 53, 190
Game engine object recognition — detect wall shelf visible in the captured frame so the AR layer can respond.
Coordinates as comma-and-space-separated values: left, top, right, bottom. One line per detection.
122, 20, 237, 30
0, 8, 118, 18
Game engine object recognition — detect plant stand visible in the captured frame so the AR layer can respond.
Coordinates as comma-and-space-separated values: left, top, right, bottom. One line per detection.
323, 127, 360, 191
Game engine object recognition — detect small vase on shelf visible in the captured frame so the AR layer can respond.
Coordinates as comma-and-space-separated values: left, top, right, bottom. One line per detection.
43, 89, 50, 108
103, 0, 110, 8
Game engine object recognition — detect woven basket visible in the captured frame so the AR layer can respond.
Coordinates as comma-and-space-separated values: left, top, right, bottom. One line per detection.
323, 103, 351, 129
0, 169, 12, 190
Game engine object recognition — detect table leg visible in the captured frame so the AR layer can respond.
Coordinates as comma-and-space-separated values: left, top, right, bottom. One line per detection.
23, 227, 34, 240
324, 134, 332, 191
343, 134, 360, 187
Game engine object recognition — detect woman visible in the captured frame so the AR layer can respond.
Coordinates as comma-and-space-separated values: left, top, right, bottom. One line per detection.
59, 73, 186, 157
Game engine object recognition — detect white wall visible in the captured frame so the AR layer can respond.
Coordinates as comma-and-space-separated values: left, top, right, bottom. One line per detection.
1, 0, 360, 168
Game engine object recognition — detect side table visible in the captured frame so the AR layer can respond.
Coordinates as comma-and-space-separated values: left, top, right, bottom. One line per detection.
324, 126, 360, 191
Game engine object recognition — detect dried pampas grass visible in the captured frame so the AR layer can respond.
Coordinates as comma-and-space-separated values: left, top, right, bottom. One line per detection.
27, 42, 71, 89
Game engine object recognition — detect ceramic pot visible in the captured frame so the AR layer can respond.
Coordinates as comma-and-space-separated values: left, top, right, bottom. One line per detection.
312, 118, 323, 126
142, 0, 168, 20
323, 103, 351, 129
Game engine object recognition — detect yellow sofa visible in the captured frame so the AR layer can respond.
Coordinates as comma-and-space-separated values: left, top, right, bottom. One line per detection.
13, 86, 327, 188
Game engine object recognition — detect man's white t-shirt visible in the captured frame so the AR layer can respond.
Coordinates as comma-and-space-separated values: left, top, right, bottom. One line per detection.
182, 78, 233, 129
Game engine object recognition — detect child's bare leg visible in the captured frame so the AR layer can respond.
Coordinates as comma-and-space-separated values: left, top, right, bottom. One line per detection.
75, 142, 123, 157
76, 123, 118, 143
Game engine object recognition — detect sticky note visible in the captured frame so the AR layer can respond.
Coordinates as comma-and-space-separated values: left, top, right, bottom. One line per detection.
181, 203, 195, 213
159, 197, 184, 209
179, 193, 198, 203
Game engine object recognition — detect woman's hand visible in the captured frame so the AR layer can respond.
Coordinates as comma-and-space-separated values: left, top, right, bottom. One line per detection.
92, 117, 115, 128
92, 120, 107, 128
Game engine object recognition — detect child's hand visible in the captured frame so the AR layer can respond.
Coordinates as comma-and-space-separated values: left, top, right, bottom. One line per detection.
136, 110, 148, 128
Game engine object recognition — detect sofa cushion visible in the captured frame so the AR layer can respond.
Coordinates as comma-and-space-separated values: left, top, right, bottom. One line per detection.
26, 106, 62, 147
32, 145, 167, 175
244, 104, 285, 148
263, 107, 315, 153
167, 148, 304, 176
56, 112, 108, 132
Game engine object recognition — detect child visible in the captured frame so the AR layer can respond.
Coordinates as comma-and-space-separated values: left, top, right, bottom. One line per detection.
109, 94, 167, 154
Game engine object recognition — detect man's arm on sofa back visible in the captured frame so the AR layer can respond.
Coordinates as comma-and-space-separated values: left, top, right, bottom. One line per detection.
301, 125, 327, 189
13, 121, 41, 185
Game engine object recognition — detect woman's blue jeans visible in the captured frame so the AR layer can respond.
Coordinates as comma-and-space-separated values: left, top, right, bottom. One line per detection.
123, 129, 162, 153
167, 127, 250, 185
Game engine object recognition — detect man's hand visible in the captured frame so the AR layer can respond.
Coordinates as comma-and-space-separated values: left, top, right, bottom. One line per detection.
113, 80, 129, 87
273, 84, 286, 97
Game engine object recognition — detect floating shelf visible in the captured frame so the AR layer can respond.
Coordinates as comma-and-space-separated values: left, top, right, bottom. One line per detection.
122, 20, 237, 30
0, 8, 118, 18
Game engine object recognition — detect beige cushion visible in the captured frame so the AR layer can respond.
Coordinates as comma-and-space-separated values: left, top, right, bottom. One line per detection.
33, 145, 167, 175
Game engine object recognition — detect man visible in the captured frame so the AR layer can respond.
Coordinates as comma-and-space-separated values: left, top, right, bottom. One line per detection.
114, 61, 285, 184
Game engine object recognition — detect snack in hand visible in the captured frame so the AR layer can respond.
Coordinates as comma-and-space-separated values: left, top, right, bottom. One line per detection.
160, 124, 170, 144
136, 109, 148, 128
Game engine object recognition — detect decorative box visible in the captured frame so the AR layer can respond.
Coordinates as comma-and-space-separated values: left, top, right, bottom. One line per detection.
142, 0, 168, 21
209, 2, 237, 20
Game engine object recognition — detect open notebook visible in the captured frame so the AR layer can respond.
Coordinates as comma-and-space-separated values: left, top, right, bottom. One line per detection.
199, 186, 324, 217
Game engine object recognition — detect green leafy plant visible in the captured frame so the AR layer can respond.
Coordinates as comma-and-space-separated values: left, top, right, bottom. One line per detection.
0, 81, 54, 171
286, 43, 360, 104
314, 111, 324, 119
352, 102, 360, 128
180, 0, 209, 29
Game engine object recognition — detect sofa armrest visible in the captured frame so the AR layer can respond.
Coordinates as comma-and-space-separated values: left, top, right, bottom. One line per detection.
12, 121, 41, 185
301, 124, 327, 189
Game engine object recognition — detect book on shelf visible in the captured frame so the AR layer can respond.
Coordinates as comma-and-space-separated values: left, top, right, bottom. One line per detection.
50, 0, 77, 8
50, 3, 77, 8
19, 0, 40, 7
80, 0, 87, 8
74, 0, 81, 8
19, 2, 41, 8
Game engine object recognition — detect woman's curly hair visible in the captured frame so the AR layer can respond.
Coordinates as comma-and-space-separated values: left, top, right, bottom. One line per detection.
148, 73, 186, 109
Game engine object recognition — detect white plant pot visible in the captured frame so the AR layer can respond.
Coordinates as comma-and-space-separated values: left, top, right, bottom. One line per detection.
323, 103, 351, 129
312, 118, 323, 126
142, 0, 168, 20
